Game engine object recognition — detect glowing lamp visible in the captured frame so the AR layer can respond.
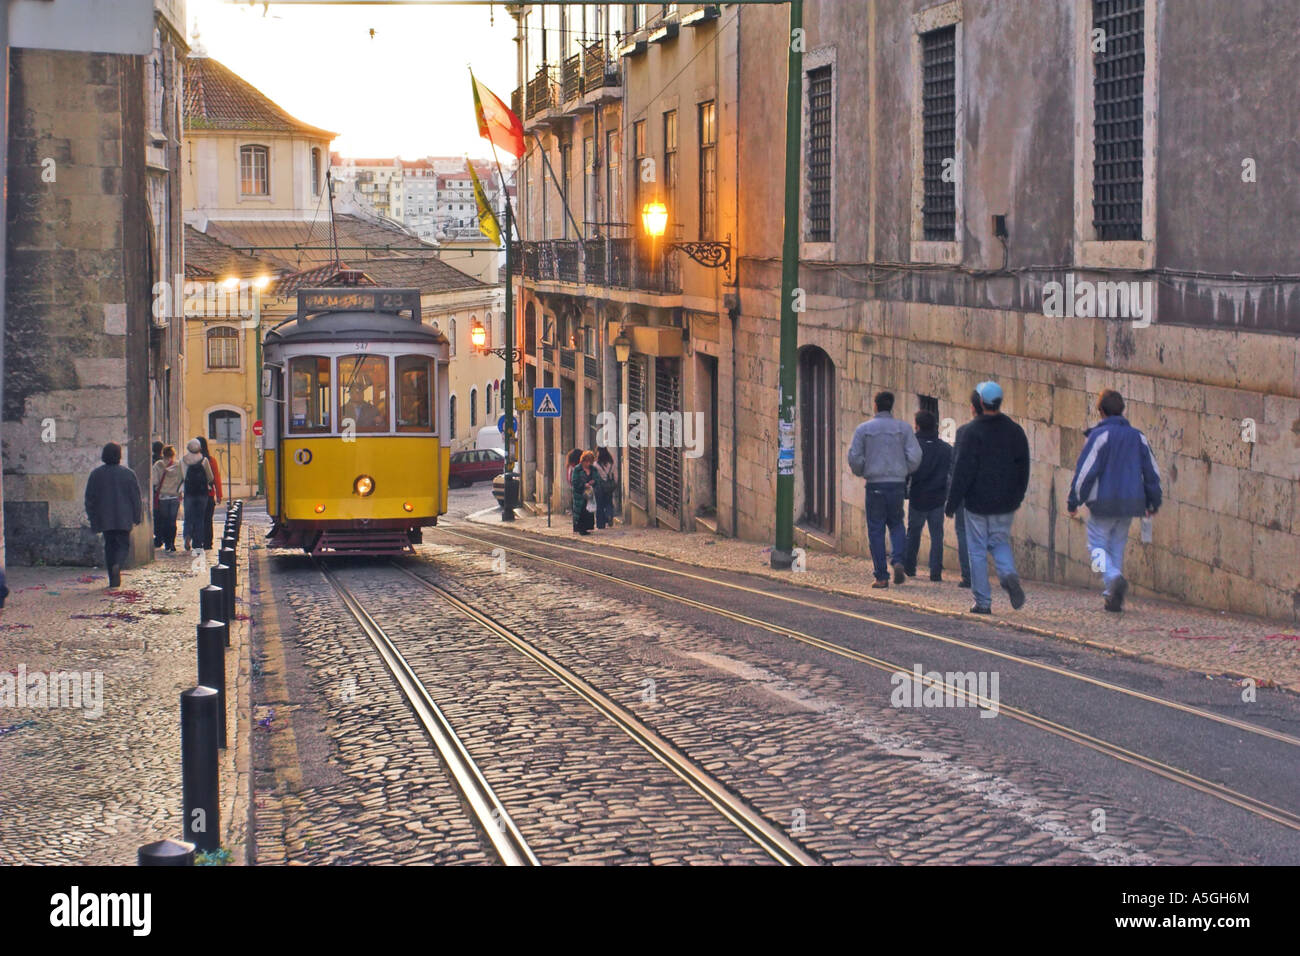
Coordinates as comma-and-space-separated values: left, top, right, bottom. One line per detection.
641, 201, 668, 238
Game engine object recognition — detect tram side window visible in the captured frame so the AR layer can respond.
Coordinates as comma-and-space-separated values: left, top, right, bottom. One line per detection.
338, 354, 391, 433
396, 355, 434, 433
288, 356, 331, 434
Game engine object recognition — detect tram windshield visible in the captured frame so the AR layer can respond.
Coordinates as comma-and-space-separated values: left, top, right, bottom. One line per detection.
288, 355, 331, 433
396, 355, 434, 433
338, 354, 390, 433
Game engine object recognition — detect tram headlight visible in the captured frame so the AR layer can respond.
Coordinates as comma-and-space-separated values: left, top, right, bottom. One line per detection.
314, 503, 326, 514
354, 475, 375, 497
403, 501, 414, 512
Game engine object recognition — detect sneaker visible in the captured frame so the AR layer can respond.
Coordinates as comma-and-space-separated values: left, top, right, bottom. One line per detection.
969, 604, 991, 615
1104, 576, 1128, 613
872, 579, 889, 589
1000, 574, 1026, 610
958, 578, 971, 589
930, 572, 943, 582
893, 563, 906, 585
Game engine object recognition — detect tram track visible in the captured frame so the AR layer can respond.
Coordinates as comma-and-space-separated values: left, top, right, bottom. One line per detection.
434, 525, 1300, 835
317, 558, 818, 866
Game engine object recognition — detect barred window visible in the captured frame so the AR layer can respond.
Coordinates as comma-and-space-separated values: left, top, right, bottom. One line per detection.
806, 65, 833, 242
1092, 0, 1144, 241
206, 326, 239, 369
239, 145, 269, 196
920, 26, 957, 241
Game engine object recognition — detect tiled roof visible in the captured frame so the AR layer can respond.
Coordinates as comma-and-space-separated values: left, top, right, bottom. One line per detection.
185, 55, 337, 139
183, 225, 282, 280
346, 257, 491, 295
269, 263, 378, 297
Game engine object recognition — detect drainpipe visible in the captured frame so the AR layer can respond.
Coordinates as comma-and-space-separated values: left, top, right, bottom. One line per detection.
0, 0, 11, 575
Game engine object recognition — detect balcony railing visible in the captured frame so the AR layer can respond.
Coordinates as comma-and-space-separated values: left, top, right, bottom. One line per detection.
526, 66, 557, 118
511, 87, 523, 120
559, 349, 576, 371
562, 53, 582, 103
517, 231, 681, 295
582, 41, 621, 92
584, 355, 599, 379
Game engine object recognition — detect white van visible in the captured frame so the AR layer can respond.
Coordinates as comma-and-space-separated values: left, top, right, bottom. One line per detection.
475, 425, 505, 452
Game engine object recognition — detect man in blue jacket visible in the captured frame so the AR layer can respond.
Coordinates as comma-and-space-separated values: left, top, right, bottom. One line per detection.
1068, 389, 1162, 612
848, 391, 923, 588
903, 410, 953, 581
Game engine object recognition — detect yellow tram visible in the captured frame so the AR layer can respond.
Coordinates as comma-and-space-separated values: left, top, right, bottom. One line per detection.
262, 288, 450, 554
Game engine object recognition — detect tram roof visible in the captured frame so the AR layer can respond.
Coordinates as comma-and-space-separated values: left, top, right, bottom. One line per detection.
266, 310, 448, 347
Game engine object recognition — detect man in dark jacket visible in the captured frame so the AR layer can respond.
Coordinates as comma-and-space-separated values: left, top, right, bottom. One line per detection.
84, 442, 144, 588
949, 391, 983, 589
944, 381, 1030, 614
903, 410, 953, 580
1068, 389, 1162, 612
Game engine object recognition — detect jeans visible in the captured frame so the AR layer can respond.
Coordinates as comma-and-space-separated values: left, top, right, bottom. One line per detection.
905, 503, 945, 575
595, 487, 614, 529
1087, 514, 1132, 595
183, 495, 208, 549
865, 482, 907, 580
965, 510, 1018, 609
102, 529, 130, 572
955, 505, 971, 582
156, 497, 180, 550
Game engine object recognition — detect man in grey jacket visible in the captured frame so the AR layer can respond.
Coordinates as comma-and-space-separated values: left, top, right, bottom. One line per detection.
847, 391, 923, 588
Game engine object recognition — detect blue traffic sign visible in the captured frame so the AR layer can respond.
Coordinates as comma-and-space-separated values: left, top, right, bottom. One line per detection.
533, 387, 562, 418
497, 414, 518, 434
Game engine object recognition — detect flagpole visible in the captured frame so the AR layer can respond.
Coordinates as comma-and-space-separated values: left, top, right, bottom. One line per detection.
487, 138, 517, 521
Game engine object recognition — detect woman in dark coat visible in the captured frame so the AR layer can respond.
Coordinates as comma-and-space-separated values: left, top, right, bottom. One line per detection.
565, 447, 582, 531
594, 446, 617, 529
84, 442, 143, 588
196, 436, 223, 550
571, 450, 597, 536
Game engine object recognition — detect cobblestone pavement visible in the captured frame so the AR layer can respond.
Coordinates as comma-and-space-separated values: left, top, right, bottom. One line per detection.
473, 509, 1300, 694
392, 539, 1243, 864
0, 506, 252, 865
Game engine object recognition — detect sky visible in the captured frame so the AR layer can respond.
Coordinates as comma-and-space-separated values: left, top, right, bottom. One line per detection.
188, 0, 519, 160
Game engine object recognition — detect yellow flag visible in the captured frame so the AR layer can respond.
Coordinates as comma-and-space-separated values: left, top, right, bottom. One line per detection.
468, 162, 501, 246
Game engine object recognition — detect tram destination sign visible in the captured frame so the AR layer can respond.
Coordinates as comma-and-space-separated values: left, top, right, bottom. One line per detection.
297, 288, 422, 322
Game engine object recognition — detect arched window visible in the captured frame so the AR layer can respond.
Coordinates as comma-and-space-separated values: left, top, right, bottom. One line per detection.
240, 145, 269, 196
449, 317, 457, 356
486, 380, 493, 417
311, 147, 322, 195
469, 387, 479, 427
449, 395, 457, 439
208, 409, 242, 444
206, 326, 239, 369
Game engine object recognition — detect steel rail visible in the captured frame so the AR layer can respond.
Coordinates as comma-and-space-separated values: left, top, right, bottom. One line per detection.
440, 525, 1300, 748
389, 561, 818, 866
316, 561, 539, 865
436, 527, 1300, 833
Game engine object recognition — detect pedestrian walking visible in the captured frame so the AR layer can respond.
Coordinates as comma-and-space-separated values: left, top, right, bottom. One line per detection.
571, 450, 597, 536
84, 442, 143, 589
195, 435, 223, 550
594, 446, 617, 530
565, 447, 583, 531
151, 445, 183, 553
847, 391, 923, 588
944, 381, 1030, 614
903, 410, 953, 581
181, 439, 215, 553
151, 440, 164, 546
950, 390, 983, 589
1067, 389, 1162, 612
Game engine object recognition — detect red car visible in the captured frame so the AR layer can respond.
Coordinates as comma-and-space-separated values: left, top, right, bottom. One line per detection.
449, 448, 506, 487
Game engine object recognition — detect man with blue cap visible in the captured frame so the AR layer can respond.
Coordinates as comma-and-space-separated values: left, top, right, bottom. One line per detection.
944, 381, 1031, 614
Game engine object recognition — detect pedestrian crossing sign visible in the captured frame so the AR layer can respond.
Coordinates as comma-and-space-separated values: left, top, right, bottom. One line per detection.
533, 387, 562, 418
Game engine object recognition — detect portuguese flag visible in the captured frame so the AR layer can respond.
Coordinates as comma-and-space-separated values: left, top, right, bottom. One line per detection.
471, 72, 525, 159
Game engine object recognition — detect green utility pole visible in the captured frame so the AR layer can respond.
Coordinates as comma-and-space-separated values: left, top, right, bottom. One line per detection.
771, 0, 803, 570
501, 200, 516, 521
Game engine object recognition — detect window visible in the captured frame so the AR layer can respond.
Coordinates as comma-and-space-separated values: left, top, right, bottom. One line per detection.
920, 26, 957, 241
337, 354, 391, 433
288, 355, 331, 434
240, 145, 269, 196
208, 409, 242, 444
605, 129, 622, 225
449, 317, 457, 356
311, 148, 322, 195
449, 394, 457, 439
1091, 0, 1144, 241
806, 66, 833, 242
486, 380, 493, 417
470, 387, 479, 427
561, 141, 573, 238
206, 326, 239, 369
633, 119, 648, 223
663, 110, 677, 221
396, 355, 434, 432
698, 101, 717, 240
583, 136, 594, 227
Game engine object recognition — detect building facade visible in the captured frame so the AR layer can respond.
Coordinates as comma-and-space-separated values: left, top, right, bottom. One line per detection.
2, 0, 188, 566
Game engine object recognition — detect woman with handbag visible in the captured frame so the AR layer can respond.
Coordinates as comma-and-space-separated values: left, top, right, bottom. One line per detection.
571, 450, 597, 536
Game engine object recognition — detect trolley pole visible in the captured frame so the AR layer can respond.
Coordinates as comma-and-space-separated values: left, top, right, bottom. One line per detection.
501, 201, 516, 521
771, 0, 803, 570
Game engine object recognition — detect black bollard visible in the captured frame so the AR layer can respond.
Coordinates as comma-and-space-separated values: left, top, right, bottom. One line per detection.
212, 564, 234, 625
221, 534, 237, 553
219, 548, 238, 604
199, 583, 226, 627
138, 838, 195, 866
180, 686, 220, 852
197, 621, 227, 748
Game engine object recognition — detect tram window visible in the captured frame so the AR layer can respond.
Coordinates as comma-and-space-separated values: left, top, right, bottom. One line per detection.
337, 354, 391, 433
288, 356, 331, 434
396, 355, 434, 433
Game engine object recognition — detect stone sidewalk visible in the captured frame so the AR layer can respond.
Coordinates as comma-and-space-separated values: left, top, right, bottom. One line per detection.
470, 507, 1300, 695
0, 505, 253, 864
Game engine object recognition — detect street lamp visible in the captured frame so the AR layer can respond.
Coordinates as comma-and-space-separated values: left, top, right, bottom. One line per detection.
641, 201, 668, 239
471, 317, 521, 362
470, 319, 487, 349
613, 330, 632, 365
639, 201, 733, 281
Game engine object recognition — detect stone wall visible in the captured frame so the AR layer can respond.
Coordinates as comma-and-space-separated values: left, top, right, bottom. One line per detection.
3, 49, 153, 566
